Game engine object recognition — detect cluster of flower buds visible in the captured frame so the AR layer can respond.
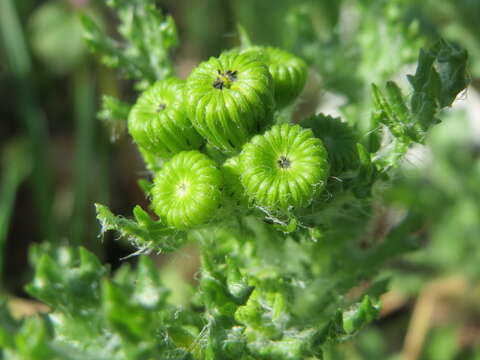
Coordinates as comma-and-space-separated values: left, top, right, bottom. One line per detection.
127, 46, 357, 230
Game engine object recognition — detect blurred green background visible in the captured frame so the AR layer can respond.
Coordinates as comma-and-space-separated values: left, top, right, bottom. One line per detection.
1, 0, 479, 358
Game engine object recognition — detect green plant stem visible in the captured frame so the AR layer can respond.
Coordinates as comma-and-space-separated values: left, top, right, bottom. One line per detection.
0, 0, 56, 243
0, 173, 18, 283
70, 68, 95, 246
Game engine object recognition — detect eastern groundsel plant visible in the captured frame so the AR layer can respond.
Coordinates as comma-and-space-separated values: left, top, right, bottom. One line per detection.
0, 1, 469, 359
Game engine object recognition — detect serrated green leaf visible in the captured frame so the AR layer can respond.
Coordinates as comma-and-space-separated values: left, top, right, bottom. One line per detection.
103, 279, 152, 342
81, 0, 178, 88
97, 95, 131, 142
133, 256, 169, 308
237, 23, 252, 49
226, 259, 254, 306
342, 296, 380, 334
25, 247, 106, 315
137, 178, 154, 197
95, 203, 185, 253
371, 40, 468, 170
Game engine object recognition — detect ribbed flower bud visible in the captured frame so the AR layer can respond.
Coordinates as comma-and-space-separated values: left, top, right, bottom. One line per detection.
221, 156, 249, 207
239, 124, 329, 212
152, 151, 223, 230
185, 51, 274, 152
302, 114, 359, 174
128, 78, 203, 158
243, 46, 308, 108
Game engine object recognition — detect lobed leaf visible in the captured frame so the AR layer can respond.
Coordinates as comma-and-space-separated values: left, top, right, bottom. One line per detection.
95, 203, 186, 254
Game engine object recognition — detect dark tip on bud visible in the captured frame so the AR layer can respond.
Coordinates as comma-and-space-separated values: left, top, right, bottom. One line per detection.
225, 70, 238, 81
213, 69, 238, 89
157, 103, 167, 112
213, 78, 224, 89
277, 156, 291, 169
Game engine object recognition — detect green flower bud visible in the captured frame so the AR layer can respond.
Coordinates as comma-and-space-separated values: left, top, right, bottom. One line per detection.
128, 78, 203, 158
302, 114, 359, 174
221, 156, 249, 207
185, 51, 275, 152
239, 124, 329, 212
243, 46, 308, 108
152, 151, 223, 230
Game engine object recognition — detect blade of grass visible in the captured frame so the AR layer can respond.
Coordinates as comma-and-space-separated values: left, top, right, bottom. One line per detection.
0, 140, 31, 289
0, 0, 56, 243
92, 125, 111, 259
70, 68, 95, 246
